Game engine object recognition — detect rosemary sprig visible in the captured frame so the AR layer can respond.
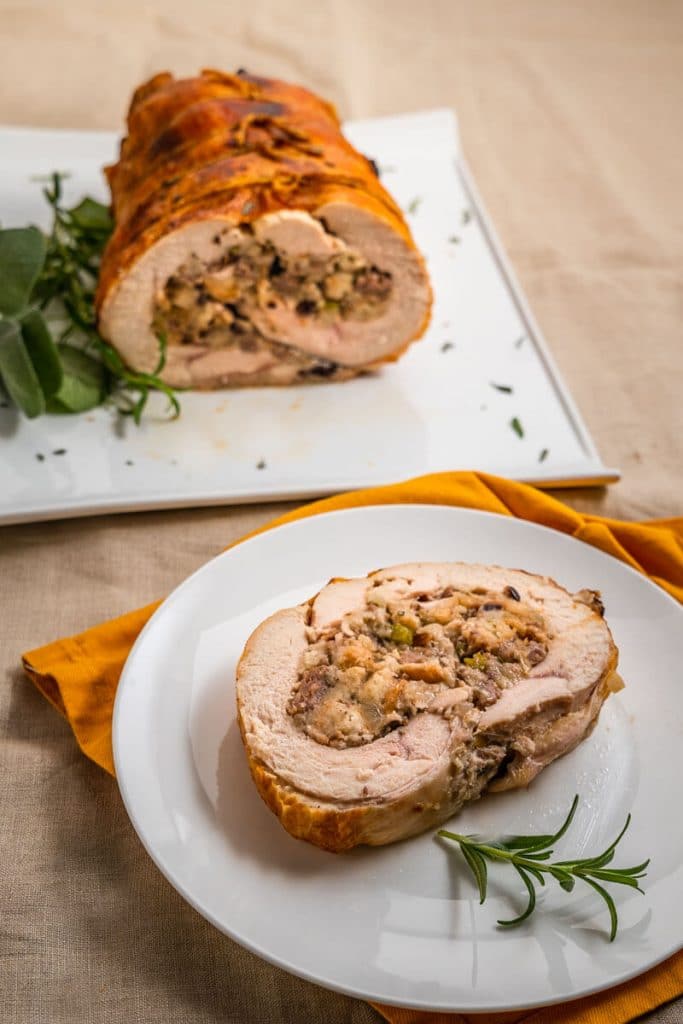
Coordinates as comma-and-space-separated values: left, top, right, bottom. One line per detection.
438, 796, 649, 941
35, 172, 112, 332
36, 172, 180, 422
98, 330, 180, 425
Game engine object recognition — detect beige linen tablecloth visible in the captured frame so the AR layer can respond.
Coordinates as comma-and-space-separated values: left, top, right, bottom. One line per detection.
1, 2, 682, 1022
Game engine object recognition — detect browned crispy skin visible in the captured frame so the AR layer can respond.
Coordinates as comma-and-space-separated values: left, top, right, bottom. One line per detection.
96, 69, 426, 337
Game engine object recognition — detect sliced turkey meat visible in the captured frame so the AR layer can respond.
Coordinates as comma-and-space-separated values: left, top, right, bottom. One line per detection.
96, 70, 432, 388
236, 562, 622, 852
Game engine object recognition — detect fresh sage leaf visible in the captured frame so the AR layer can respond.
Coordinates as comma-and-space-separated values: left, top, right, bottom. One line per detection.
20, 308, 63, 398
69, 197, 113, 233
0, 226, 47, 316
53, 345, 106, 412
0, 319, 45, 417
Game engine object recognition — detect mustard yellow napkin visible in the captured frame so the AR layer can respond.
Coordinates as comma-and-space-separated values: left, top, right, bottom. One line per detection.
22, 471, 683, 1024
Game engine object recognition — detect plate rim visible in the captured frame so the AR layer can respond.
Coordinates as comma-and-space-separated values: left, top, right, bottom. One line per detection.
113, 503, 683, 1012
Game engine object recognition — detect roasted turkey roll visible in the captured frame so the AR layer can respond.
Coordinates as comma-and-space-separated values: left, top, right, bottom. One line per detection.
96, 69, 432, 388
236, 563, 622, 852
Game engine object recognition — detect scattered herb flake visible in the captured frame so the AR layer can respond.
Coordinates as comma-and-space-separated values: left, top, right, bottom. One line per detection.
441, 342, 454, 353
52, 447, 66, 455
448, 235, 460, 244
407, 197, 422, 215
256, 458, 267, 470
539, 448, 550, 463
515, 335, 525, 348
510, 417, 524, 439
241, 200, 255, 216
36, 453, 45, 461
462, 209, 472, 225
381, 164, 397, 174
490, 382, 513, 394
125, 459, 134, 466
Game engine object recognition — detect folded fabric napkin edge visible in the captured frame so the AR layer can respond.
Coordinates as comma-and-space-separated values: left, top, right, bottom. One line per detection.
20, 470, 683, 1024
370, 953, 683, 1024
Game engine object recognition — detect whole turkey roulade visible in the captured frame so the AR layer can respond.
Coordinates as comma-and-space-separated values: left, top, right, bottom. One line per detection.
96, 69, 432, 388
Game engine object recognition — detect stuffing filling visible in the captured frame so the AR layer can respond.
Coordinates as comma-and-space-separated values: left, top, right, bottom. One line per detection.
152, 227, 393, 377
288, 583, 551, 749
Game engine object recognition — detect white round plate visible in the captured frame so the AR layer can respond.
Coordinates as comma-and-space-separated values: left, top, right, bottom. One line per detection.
113, 505, 683, 1013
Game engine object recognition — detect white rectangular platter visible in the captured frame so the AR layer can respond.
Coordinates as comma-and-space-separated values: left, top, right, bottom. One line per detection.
0, 111, 617, 525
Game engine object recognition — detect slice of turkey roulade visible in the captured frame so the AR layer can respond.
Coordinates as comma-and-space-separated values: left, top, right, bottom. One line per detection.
236, 562, 622, 852
96, 69, 432, 388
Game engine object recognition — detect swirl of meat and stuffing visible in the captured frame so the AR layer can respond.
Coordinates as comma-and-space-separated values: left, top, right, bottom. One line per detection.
96, 69, 431, 388
236, 563, 622, 852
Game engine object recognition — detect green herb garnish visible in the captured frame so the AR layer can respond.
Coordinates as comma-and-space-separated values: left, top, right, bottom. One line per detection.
539, 447, 550, 463
407, 197, 422, 215
0, 173, 179, 422
510, 416, 524, 438
491, 382, 513, 394
438, 795, 648, 941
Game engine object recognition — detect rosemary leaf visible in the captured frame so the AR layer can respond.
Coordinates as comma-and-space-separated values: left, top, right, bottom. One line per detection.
460, 844, 488, 904
581, 877, 619, 942
498, 865, 536, 927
